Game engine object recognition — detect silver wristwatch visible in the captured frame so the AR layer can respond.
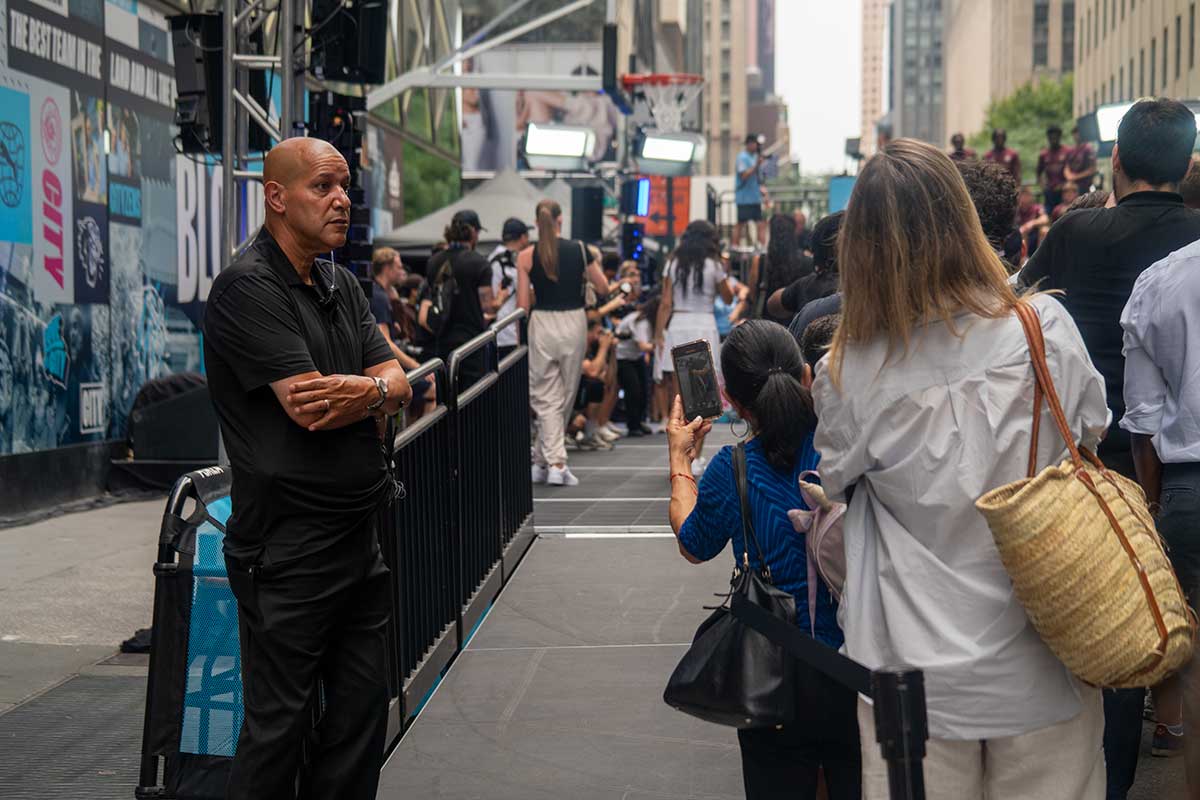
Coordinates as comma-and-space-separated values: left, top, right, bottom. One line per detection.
366, 376, 388, 411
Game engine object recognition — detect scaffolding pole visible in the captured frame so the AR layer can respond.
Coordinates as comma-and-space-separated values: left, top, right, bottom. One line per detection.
222, 0, 304, 264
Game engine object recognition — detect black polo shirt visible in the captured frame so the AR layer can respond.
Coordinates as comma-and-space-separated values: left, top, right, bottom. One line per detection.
203, 229, 396, 565
1020, 191, 1200, 454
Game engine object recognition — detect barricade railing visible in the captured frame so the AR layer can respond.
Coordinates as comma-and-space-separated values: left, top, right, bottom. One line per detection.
137, 321, 536, 798
449, 328, 504, 642
493, 311, 534, 573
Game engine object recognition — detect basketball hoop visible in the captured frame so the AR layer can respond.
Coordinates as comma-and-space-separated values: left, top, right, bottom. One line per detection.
621, 73, 703, 134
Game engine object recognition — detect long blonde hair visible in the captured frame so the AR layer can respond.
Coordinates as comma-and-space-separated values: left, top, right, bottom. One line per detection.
535, 199, 562, 281
828, 138, 1020, 386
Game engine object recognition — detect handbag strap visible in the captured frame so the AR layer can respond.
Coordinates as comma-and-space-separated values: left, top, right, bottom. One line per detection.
733, 443, 770, 577
1015, 302, 1088, 476
1013, 301, 1171, 659
730, 593, 873, 696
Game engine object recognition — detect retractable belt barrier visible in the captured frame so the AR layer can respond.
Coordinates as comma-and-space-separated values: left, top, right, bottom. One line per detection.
136, 311, 535, 799
731, 596, 929, 800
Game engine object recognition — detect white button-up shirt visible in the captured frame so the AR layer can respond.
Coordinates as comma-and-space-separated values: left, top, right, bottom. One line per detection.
1120, 238, 1200, 461
812, 294, 1110, 740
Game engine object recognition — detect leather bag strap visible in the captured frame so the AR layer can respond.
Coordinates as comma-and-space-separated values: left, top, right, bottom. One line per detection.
733, 443, 770, 576
1013, 301, 1170, 661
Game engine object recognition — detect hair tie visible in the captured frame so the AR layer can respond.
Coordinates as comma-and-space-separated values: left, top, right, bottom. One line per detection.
767, 366, 785, 375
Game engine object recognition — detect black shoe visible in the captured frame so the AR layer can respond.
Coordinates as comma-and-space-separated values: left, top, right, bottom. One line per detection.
637, 424, 655, 435
627, 427, 646, 437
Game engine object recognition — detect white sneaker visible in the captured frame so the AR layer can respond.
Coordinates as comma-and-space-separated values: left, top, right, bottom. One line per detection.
547, 466, 579, 486
595, 427, 620, 443
588, 436, 614, 451
692, 456, 708, 474
599, 424, 622, 441
531, 463, 549, 484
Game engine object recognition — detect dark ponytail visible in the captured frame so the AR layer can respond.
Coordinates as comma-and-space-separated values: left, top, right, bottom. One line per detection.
720, 320, 816, 471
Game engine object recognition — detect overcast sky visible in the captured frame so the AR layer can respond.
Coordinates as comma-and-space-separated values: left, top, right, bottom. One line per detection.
776, 1, 862, 175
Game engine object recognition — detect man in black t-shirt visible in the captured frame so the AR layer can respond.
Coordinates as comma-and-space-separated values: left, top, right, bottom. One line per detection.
419, 209, 494, 389
1019, 98, 1200, 798
202, 138, 412, 800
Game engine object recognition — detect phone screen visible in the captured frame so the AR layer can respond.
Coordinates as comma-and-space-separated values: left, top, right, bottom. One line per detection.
672, 340, 722, 421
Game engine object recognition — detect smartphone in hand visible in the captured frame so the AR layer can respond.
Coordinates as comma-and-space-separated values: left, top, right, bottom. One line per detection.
671, 339, 722, 421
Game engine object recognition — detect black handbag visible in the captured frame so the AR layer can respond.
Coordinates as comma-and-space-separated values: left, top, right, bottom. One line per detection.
663, 443, 797, 729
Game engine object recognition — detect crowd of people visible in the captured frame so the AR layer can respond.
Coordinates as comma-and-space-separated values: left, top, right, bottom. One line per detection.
658, 98, 1200, 800
192, 90, 1200, 799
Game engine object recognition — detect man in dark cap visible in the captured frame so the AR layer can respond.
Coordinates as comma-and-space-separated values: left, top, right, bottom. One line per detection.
419, 208, 494, 388
488, 217, 530, 359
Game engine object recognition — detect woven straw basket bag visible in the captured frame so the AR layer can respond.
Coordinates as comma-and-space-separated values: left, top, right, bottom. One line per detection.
976, 302, 1195, 688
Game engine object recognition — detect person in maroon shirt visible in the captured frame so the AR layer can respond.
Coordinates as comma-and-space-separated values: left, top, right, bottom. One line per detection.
1065, 126, 1099, 192
1037, 124, 1070, 210
983, 128, 1022, 182
1050, 181, 1080, 222
948, 132, 977, 161
1018, 185, 1049, 254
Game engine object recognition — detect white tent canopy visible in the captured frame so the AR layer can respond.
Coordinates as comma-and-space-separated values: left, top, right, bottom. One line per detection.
374, 170, 551, 250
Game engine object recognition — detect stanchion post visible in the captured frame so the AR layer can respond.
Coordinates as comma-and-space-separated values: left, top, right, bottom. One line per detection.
871, 667, 928, 800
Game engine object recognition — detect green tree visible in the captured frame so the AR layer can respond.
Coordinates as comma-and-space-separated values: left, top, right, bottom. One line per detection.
969, 74, 1075, 186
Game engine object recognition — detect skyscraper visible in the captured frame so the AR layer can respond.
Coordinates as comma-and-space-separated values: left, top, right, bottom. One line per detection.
943, 0, 1076, 143
861, 0, 889, 156
889, 0, 945, 145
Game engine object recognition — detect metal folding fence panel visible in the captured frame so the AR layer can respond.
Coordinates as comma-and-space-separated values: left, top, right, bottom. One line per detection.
382, 358, 459, 726
449, 329, 505, 645
137, 312, 537, 798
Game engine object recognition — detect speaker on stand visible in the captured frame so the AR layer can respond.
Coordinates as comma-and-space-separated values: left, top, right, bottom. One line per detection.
571, 186, 605, 243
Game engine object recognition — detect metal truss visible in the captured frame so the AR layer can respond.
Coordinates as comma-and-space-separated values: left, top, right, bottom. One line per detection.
221, 0, 306, 260
366, 0, 601, 111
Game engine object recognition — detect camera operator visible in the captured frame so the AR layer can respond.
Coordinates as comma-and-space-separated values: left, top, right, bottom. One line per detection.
734, 134, 767, 247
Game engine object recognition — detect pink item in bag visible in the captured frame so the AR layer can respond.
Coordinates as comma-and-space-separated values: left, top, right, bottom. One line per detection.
787, 470, 847, 635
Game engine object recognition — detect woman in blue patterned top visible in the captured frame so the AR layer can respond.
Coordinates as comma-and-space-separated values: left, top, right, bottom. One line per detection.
666, 320, 859, 800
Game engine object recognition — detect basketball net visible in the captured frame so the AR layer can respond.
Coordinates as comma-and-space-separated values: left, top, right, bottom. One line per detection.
625, 76, 704, 134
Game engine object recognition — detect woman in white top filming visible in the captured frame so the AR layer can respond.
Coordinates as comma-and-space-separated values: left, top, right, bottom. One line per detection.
812, 139, 1110, 799
656, 220, 733, 465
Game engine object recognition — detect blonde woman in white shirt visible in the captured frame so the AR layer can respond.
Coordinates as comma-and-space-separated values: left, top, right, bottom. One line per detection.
812, 139, 1110, 800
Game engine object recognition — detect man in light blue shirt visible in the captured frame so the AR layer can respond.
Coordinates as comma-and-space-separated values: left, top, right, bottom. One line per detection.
734, 134, 765, 247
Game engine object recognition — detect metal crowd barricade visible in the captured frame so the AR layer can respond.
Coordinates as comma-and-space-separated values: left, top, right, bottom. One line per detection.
137, 323, 537, 798
492, 311, 535, 577
380, 358, 458, 730
448, 328, 504, 642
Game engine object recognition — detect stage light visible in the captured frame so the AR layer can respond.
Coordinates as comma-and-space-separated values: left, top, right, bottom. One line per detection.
522, 122, 596, 172
1095, 102, 1134, 142
634, 131, 703, 176
641, 135, 695, 162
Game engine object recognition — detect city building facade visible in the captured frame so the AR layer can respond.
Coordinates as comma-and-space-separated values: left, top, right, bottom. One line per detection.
889, 0, 946, 144
943, 0, 1076, 142
1074, 0, 1200, 117
700, 0, 750, 174
861, 0, 890, 156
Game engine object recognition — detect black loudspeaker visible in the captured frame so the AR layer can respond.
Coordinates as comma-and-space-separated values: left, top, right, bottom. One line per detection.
310, 0, 388, 84
130, 386, 219, 461
572, 186, 605, 242
170, 14, 270, 153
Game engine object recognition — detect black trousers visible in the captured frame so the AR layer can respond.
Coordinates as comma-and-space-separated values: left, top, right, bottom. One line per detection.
1097, 447, 1145, 800
736, 662, 861, 800
224, 521, 391, 800
617, 358, 646, 430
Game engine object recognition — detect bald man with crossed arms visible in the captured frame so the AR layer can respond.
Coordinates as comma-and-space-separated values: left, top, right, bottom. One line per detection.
203, 137, 411, 799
